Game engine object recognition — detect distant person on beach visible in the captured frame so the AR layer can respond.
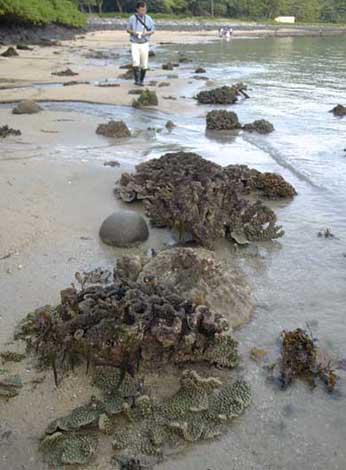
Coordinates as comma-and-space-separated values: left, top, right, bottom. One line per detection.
127, 1, 155, 86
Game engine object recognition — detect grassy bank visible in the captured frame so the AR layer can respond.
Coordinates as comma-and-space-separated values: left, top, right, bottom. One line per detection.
0, 0, 85, 27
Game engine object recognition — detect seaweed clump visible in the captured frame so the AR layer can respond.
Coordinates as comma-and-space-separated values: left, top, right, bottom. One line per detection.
96, 120, 131, 138
116, 152, 296, 248
0, 125, 21, 138
132, 90, 159, 108
40, 368, 251, 467
15, 262, 240, 384
278, 328, 337, 392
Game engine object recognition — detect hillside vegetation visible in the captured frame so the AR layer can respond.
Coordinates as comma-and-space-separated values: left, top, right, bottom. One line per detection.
0, 0, 85, 27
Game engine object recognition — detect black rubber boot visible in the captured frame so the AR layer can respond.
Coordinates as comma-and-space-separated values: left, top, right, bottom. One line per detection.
139, 68, 147, 86
133, 67, 141, 86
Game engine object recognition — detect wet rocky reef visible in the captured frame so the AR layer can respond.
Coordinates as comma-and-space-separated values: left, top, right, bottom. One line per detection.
116, 152, 297, 248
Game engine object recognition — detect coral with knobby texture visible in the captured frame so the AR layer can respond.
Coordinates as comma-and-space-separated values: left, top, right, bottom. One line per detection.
206, 110, 241, 130
40, 431, 98, 466
40, 366, 251, 467
242, 119, 274, 134
137, 247, 253, 329
116, 152, 296, 247
15, 260, 240, 383
132, 90, 159, 108
96, 120, 131, 138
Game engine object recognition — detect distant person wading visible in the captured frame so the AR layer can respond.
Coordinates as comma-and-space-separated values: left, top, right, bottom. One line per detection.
127, 1, 155, 86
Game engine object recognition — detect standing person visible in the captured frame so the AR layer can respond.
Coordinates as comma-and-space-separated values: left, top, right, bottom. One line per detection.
127, 2, 155, 86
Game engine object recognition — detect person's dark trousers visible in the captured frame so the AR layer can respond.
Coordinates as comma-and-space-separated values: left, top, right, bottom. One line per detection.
139, 69, 147, 86
133, 66, 141, 86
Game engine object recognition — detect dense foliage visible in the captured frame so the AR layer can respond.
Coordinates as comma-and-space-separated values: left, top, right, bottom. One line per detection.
0, 0, 85, 26
79, 0, 346, 22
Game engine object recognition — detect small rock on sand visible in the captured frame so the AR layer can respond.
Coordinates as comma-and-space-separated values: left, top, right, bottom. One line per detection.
12, 100, 42, 115
52, 68, 78, 77
329, 104, 346, 117
195, 67, 206, 73
242, 119, 274, 134
99, 211, 149, 247
1, 47, 18, 57
96, 120, 131, 138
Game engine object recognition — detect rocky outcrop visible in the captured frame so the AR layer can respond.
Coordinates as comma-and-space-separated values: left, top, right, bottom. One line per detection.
116, 152, 296, 248
1, 47, 19, 57
96, 120, 131, 138
99, 211, 149, 247
197, 86, 238, 105
242, 119, 274, 134
206, 110, 241, 130
329, 104, 346, 117
12, 100, 43, 114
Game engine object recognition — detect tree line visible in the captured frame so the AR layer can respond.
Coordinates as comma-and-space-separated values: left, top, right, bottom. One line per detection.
0, 0, 345, 26
76, 0, 346, 22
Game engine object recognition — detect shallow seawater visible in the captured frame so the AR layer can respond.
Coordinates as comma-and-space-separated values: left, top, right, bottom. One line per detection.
1, 35, 346, 469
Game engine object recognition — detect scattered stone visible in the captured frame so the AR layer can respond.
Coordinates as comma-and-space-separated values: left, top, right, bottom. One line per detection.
195, 67, 206, 73
167, 74, 179, 79
104, 161, 120, 168
193, 75, 209, 81
158, 81, 170, 87
165, 120, 176, 130
98, 83, 120, 88
148, 80, 158, 86
132, 90, 159, 108
242, 119, 274, 134
197, 83, 249, 104
16, 44, 33, 51
99, 211, 149, 247
149, 49, 156, 57
119, 64, 133, 70
329, 104, 346, 117
162, 63, 174, 70
163, 96, 177, 100
206, 110, 241, 131
0, 125, 21, 138
197, 86, 238, 105
96, 120, 131, 138
1, 47, 18, 57
116, 152, 296, 248
12, 100, 43, 115
52, 68, 78, 77
317, 228, 335, 239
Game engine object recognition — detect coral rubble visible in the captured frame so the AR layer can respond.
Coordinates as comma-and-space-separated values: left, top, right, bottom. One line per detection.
242, 119, 274, 134
206, 110, 241, 130
132, 90, 159, 108
0, 125, 21, 138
